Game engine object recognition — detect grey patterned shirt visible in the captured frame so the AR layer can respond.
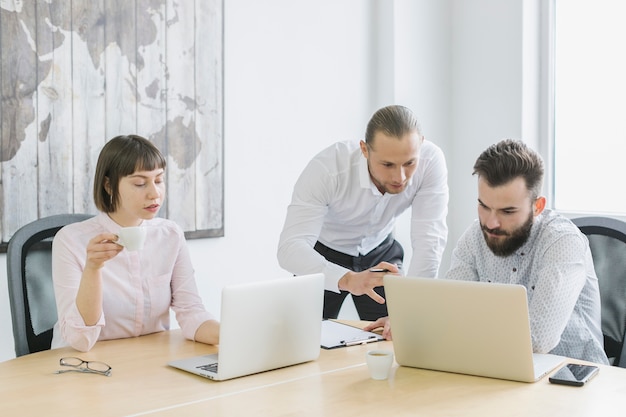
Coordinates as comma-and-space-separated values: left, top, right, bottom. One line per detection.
446, 209, 609, 364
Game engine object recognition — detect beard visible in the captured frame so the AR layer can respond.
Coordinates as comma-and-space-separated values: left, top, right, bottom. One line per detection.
481, 212, 534, 257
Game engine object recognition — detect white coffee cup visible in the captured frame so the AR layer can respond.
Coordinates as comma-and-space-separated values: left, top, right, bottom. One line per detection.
366, 349, 394, 380
117, 227, 146, 251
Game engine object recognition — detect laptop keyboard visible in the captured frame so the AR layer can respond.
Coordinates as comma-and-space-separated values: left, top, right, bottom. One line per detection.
197, 363, 218, 373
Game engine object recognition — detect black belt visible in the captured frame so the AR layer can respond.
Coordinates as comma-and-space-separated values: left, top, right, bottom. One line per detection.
314, 235, 395, 271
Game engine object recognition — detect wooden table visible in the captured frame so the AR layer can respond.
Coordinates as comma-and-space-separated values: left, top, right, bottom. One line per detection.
1, 323, 625, 417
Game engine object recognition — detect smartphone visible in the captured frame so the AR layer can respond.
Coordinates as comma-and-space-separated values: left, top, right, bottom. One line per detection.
548, 363, 599, 386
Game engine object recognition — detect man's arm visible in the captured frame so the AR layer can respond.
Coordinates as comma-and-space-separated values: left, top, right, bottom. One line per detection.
277, 156, 401, 299
527, 233, 589, 353
278, 194, 400, 297
407, 144, 449, 278
277, 158, 349, 291
444, 224, 480, 281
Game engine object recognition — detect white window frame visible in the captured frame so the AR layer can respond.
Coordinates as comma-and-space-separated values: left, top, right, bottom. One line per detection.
533, 0, 626, 221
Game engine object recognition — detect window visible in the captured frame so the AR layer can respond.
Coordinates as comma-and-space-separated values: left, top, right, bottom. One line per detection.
552, 0, 626, 215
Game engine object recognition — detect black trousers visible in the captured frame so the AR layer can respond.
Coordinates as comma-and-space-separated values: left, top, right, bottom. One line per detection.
314, 235, 404, 321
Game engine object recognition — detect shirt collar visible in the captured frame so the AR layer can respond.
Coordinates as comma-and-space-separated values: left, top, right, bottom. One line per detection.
358, 155, 379, 194
97, 212, 146, 233
97, 212, 122, 232
514, 212, 545, 255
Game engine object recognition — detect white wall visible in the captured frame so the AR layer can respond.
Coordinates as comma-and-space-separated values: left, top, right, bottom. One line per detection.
0, 0, 527, 362
447, 0, 525, 264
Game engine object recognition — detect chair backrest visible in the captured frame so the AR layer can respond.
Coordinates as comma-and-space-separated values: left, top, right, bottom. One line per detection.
6, 213, 93, 357
572, 216, 626, 367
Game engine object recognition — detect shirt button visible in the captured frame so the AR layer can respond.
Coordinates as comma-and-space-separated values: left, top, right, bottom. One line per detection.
512, 268, 517, 272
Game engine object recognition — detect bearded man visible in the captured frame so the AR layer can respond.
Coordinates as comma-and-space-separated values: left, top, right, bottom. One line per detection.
444, 139, 607, 364
366, 139, 608, 365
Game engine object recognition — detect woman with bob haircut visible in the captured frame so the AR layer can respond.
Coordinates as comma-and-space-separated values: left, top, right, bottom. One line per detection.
51, 134, 219, 352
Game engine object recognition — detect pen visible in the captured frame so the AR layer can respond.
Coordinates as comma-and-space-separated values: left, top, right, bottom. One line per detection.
369, 268, 390, 273
341, 335, 378, 346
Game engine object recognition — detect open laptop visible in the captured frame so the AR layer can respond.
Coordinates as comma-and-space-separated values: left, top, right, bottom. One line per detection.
168, 273, 324, 381
384, 276, 564, 383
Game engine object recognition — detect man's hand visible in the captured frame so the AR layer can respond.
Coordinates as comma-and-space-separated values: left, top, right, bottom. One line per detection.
337, 262, 399, 304
364, 316, 392, 340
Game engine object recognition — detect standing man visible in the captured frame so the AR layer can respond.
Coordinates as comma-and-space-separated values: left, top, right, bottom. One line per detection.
366, 139, 608, 364
277, 105, 448, 321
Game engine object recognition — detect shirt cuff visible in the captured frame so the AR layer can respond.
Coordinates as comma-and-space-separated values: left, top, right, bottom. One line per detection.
323, 263, 350, 293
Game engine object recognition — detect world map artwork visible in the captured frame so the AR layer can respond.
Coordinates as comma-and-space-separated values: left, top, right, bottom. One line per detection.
0, 0, 224, 245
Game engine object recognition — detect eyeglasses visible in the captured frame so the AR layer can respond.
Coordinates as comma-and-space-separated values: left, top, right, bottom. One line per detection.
54, 357, 112, 377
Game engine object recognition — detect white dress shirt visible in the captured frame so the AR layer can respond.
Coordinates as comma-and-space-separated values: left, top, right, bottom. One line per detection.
278, 140, 448, 291
446, 209, 608, 364
51, 213, 214, 352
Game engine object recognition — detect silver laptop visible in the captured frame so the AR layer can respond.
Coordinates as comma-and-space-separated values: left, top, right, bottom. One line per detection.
384, 276, 564, 383
168, 273, 324, 381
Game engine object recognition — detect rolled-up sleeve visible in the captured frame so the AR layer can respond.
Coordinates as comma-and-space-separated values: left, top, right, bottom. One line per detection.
169, 228, 215, 340
52, 226, 104, 352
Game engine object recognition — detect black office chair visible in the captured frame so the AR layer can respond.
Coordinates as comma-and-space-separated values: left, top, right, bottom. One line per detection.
6, 213, 93, 357
572, 216, 626, 368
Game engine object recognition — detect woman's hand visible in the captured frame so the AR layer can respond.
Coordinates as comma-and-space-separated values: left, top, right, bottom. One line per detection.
85, 233, 123, 270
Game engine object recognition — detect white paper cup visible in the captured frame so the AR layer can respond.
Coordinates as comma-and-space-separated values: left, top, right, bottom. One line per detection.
366, 349, 394, 380
117, 227, 146, 251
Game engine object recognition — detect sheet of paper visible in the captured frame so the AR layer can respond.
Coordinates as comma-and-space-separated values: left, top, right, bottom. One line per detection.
320, 320, 384, 349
